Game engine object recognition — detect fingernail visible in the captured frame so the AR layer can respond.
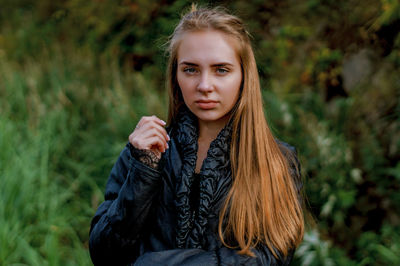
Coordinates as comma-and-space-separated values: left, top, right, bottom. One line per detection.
161, 120, 166, 125
166, 143, 169, 149
167, 134, 170, 141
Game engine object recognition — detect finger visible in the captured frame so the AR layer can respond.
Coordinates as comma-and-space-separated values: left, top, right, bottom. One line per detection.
148, 126, 169, 150
136, 120, 170, 143
130, 131, 167, 151
150, 124, 170, 143
130, 134, 164, 151
142, 136, 167, 153
138, 115, 166, 128
151, 115, 167, 127
135, 116, 153, 130
146, 128, 168, 149
134, 125, 166, 142
130, 127, 162, 148
131, 116, 170, 150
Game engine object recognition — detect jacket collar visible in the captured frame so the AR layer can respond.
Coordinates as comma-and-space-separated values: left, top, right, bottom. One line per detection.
174, 106, 233, 248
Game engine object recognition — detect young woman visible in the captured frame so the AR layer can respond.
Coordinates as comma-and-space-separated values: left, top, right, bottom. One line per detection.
89, 6, 304, 266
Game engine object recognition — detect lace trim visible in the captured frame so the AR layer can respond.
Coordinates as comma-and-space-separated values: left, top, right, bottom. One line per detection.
130, 145, 160, 170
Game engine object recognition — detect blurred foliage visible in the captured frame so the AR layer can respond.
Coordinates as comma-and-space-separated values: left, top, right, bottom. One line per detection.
0, 0, 399, 265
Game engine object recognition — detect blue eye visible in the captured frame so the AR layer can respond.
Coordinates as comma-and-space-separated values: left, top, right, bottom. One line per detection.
216, 68, 228, 74
183, 67, 197, 73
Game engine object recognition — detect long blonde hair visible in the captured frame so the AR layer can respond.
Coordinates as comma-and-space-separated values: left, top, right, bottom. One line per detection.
166, 5, 304, 258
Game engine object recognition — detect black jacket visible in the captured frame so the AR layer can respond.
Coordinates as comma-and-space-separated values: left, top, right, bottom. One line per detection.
89, 110, 302, 265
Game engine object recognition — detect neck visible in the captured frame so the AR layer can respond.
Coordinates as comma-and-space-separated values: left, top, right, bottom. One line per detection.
198, 115, 230, 142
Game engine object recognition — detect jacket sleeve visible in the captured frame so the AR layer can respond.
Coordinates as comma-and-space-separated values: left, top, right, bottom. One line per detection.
89, 143, 162, 266
133, 246, 293, 266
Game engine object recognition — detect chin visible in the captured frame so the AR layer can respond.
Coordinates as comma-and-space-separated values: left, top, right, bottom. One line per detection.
196, 114, 219, 121
195, 112, 229, 123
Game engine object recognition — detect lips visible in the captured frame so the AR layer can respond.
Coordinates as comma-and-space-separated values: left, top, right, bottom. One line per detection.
195, 100, 218, 109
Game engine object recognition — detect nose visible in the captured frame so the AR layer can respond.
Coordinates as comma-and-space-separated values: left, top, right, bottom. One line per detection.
197, 72, 213, 93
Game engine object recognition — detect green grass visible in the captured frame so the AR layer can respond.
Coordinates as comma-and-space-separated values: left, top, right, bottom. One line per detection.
0, 43, 166, 265
0, 115, 90, 265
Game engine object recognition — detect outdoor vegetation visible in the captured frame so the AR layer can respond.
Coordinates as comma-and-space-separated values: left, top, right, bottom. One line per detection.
0, 0, 399, 265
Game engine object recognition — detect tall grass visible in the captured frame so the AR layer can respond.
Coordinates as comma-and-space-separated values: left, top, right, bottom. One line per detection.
0, 114, 90, 265
0, 43, 166, 265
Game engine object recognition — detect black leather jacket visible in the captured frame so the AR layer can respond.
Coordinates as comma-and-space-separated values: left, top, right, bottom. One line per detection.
89, 110, 301, 265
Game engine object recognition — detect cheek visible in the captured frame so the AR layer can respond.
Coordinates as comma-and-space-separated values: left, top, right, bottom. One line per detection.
177, 72, 183, 90
227, 75, 242, 104
177, 74, 192, 101
177, 73, 185, 93
229, 89, 240, 108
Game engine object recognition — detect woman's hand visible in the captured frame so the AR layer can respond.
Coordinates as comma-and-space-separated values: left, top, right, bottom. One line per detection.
129, 115, 170, 159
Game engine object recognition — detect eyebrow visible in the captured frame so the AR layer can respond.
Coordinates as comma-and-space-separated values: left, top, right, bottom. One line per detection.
179, 61, 234, 67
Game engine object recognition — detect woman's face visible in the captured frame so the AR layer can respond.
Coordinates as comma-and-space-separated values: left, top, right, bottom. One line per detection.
177, 30, 242, 127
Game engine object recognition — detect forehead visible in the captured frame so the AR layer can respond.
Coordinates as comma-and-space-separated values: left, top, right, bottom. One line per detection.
177, 30, 240, 65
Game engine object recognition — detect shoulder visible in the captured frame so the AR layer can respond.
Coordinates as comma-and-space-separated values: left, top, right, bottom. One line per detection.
276, 139, 297, 155
276, 139, 303, 193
